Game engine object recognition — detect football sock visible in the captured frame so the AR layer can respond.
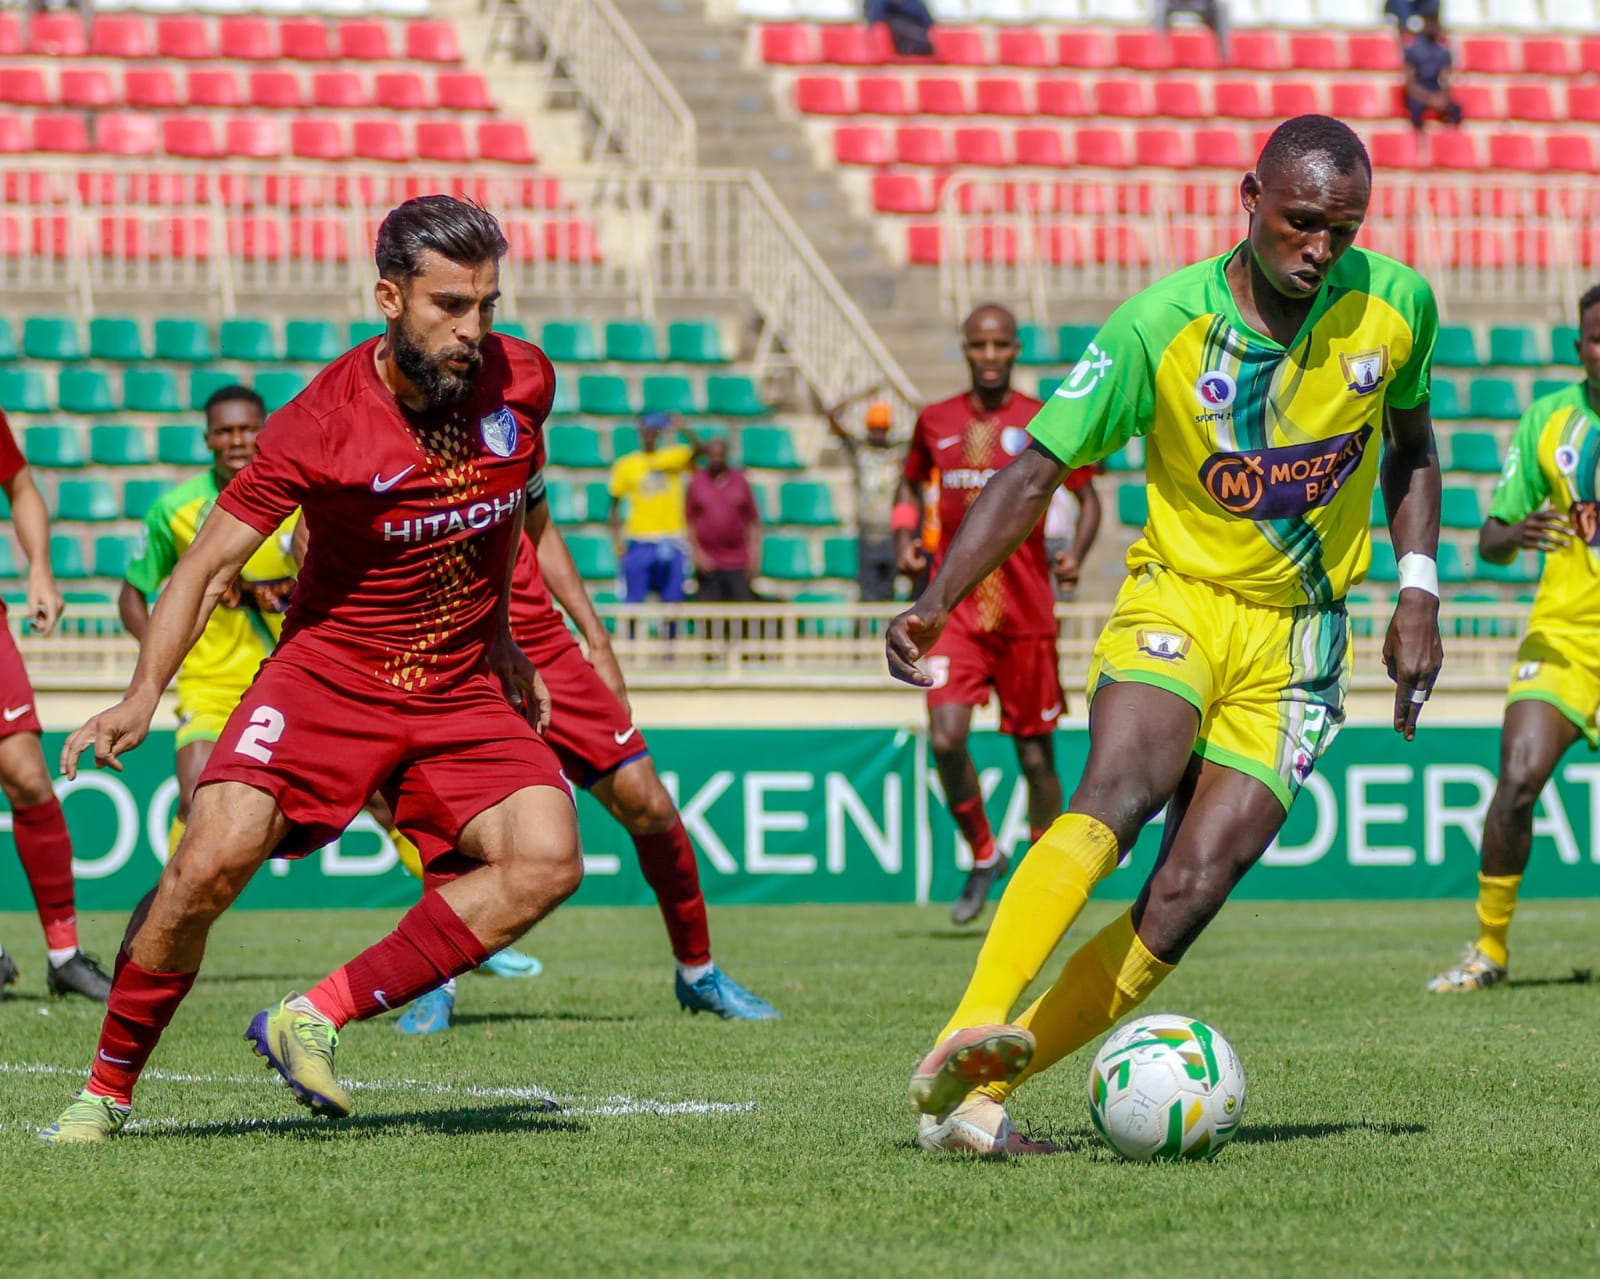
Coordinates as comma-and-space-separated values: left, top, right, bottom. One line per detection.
1475, 872, 1522, 968
86, 951, 198, 1106
938, 813, 1120, 1040
633, 820, 712, 967
48, 946, 78, 968
307, 891, 488, 1028
167, 815, 185, 855
390, 828, 424, 881
677, 960, 714, 985
14, 797, 78, 952
977, 908, 1173, 1104
950, 794, 998, 868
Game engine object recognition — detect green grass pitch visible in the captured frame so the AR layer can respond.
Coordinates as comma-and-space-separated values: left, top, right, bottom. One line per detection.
3, 900, 1599, 1278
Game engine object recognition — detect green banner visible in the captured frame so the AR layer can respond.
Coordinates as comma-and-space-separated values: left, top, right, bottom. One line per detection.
1, 725, 1596, 911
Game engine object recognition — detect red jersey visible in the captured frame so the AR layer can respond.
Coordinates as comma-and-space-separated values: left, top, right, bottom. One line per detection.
218, 333, 554, 691
903, 390, 1093, 637
507, 527, 581, 664
0, 409, 26, 487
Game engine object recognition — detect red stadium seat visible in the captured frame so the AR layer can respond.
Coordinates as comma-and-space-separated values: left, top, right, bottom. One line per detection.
226, 116, 283, 159
312, 71, 367, 109
249, 70, 303, 110
98, 216, 146, 259
1547, 133, 1595, 174
1452, 83, 1495, 120
416, 121, 470, 162
1135, 127, 1188, 169
1192, 126, 1247, 170
1153, 80, 1204, 119
955, 179, 1010, 213
834, 124, 890, 164
0, 13, 21, 58
406, 21, 460, 63
60, 69, 115, 109
1458, 38, 1512, 75
163, 117, 220, 159
0, 213, 21, 258
857, 76, 909, 115
1582, 36, 1600, 77
1329, 82, 1384, 120
1034, 223, 1083, 266
0, 68, 50, 106
760, 24, 816, 66
337, 21, 391, 61
1169, 222, 1232, 265
1075, 127, 1129, 169
996, 29, 1051, 68
1505, 85, 1555, 123
32, 113, 89, 154
1346, 34, 1400, 72
220, 17, 278, 61
156, 17, 212, 60
97, 113, 157, 156
186, 69, 243, 109
819, 24, 880, 66
932, 27, 987, 67
375, 72, 429, 111
543, 219, 602, 264
1270, 83, 1320, 118
966, 224, 1018, 266
1056, 30, 1113, 70
1427, 131, 1482, 170
166, 216, 212, 261
1114, 30, 1169, 71
795, 75, 849, 114
906, 224, 942, 265
1170, 28, 1219, 70
291, 218, 349, 263
1035, 78, 1086, 117
1287, 34, 1340, 71
1014, 126, 1067, 168
1521, 38, 1573, 76
90, 14, 148, 58
477, 120, 533, 164
1213, 80, 1268, 119
1369, 129, 1420, 169
281, 20, 335, 62
229, 218, 282, 263
871, 172, 933, 214
436, 73, 492, 112
917, 77, 970, 115
954, 126, 1006, 166
291, 118, 348, 161
1487, 132, 1540, 172
1096, 225, 1152, 266
895, 126, 950, 166
0, 111, 27, 152
353, 119, 407, 163
1231, 31, 1285, 71
29, 12, 88, 56
1567, 83, 1600, 123
976, 77, 1029, 117
1094, 78, 1149, 117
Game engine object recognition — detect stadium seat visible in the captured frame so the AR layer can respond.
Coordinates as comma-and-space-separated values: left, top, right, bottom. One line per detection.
153, 318, 215, 363
975, 77, 1030, 117
290, 116, 348, 158
580, 480, 611, 522
547, 424, 608, 468
1347, 33, 1401, 71
1231, 31, 1287, 71
611, 424, 640, 459
778, 481, 839, 526
59, 368, 117, 415
1426, 379, 1464, 421
542, 320, 600, 363
666, 320, 727, 364
337, 20, 391, 60
1567, 84, 1600, 124
1035, 79, 1087, 117
820, 535, 858, 579
95, 113, 158, 157
954, 127, 1008, 166
30, 12, 88, 56
0, 68, 49, 107
895, 127, 951, 167
1505, 85, 1557, 123
1468, 378, 1521, 420
62, 68, 116, 109
187, 69, 243, 109
542, 479, 580, 525
1436, 542, 1470, 585
281, 20, 336, 61
1440, 486, 1484, 530
578, 375, 634, 416
605, 320, 660, 364
188, 370, 237, 412
1475, 550, 1539, 584
353, 120, 407, 163
436, 73, 493, 112
31, 113, 87, 154
760, 24, 817, 65
1367, 540, 1399, 584
155, 426, 207, 469
1432, 326, 1479, 368
22, 425, 82, 467
125, 370, 182, 415
1459, 36, 1513, 74
477, 121, 533, 164
93, 533, 139, 580
90, 424, 150, 467
1270, 83, 1320, 119
1016, 323, 1056, 366
50, 534, 89, 581
57, 478, 118, 522
1114, 30, 1168, 71
1488, 133, 1540, 173
640, 375, 699, 416
219, 16, 278, 60
1447, 431, 1501, 474
760, 536, 813, 580
417, 121, 470, 163
1546, 135, 1595, 174
163, 117, 221, 160
376, 71, 429, 111
123, 477, 167, 520
312, 71, 368, 109
1329, 82, 1384, 120
1075, 128, 1129, 168
706, 375, 768, 416
1094, 78, 1149, 117
1153, 80, 1204, 119
997, 29, 1052, 67
92, 15, 152, 59
348, 319, 385, 347
1487, 326, 1541, 367
1522, 38, 1574, 76
248, 70, 303, 110
219, 318, 278, 362
1135, 128, 1187, 168
23, 316, 83, 362
1531, 378, 1569, 402
1116, 484, 1147, 527
0, 319, 14, 363
1057, 324, 1098, 361
406, 20, 461, 63
156, 16, 213, 59
1550, 325, 1580, 363
565, 533, 617, 582
255, 371, 306, 411
1015, 127, 1068, 167
740, 424, 802, 469
0, 368, 48, 415
280, 320, 338, 363
549, 377, 578, 417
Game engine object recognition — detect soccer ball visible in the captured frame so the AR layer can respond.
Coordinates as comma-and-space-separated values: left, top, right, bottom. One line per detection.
1086, 1013, 1247, 1162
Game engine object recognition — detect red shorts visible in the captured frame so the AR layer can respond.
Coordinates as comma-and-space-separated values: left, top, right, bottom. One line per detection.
0, 615, 42, 738
537, 642, 650, 788
924, 621, 1064, 738
198, 653, 570, 870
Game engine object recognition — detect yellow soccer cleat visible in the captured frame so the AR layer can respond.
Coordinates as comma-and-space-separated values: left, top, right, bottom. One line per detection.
38, 1090, 130, 1145
916, 1095, 1058, 1156
245, 995, 353, 1117
1426, 945, 1508, 993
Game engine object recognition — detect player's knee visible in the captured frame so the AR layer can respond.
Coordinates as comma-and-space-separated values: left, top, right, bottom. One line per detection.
2, 773, 56, 809
608, 770, 677, 835
929, 724, 969, 758
1148, 858, 1233, 925
159, 854, 249, 924
503, 841, 584, 914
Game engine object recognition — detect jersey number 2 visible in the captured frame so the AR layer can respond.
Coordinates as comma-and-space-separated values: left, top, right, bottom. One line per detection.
235, 707, 285, 763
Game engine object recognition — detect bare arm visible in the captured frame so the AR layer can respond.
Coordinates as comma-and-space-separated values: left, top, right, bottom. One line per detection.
2, 465, 63, 635
675, 418, 706, 462
117, 580, 151, 643
1380, 401, 1445, 740
1479, 512, 1567, 564
526, 497, 630, 716
893, 473, 926, 573
609, 494, 624, 555
1052, 476, 1103, 591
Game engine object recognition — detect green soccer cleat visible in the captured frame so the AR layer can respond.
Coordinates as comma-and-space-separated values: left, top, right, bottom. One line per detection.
245, 995, 352, 1118
37, 1090, 130, 1145
1426, 945, 1508, 993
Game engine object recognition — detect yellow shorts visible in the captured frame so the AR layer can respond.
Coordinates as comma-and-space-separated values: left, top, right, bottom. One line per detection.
174, 678, 250, 750
1087, 565, 1350, 810
1507, 630, 1600, 748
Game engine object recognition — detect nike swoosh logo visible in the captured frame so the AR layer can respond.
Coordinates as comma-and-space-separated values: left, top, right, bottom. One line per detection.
3, 705, 29, 721
936, 435, 962, 449
372, 989, 390, 1010
1039, 704, 1062, 722
98, 1050, 133, 1065
613, 726, 638, 745
371, 466, 416, 493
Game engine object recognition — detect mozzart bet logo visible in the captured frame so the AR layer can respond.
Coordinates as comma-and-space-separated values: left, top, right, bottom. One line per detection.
1200, 426, 1372, 520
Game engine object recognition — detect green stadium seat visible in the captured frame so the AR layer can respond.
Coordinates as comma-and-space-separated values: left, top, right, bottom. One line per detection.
565, 532, 617, 581
284, 320, 342, 364
1104, 441, 1144, 472
1366, 539, 1398, 583
666, 320, 727, 365
157, 425, 210, 467
88, 316, 146, 362
348, 319, 385, 346
1550, 325, 1580, 364
58, 368, 116, 415
0, 318, 16, 362
219, 317, 279, 362
493, 320, 528, 341
1368, 490, 1385, 527
0, 368, 50, 413
1437, 541, 1470, 584
611, 425, 640, 459
152, 317, 215, 363
546, 424, 607, 469
1116, 483, 1147, 527
49, 533, 88, 579
1057, 324, 1098, 362
1468, 378, 1521, 421
1447, 431, 1500, 474
90, 425, 150, 467
705, 375, 767, 417
641, 375, 699, 416
578, 375, 634, 416
1531, 378, 1570, 403
1440, 486, 1483, 529
604, 320, 660, 364
1449, 591, 1504, 639
794, 589, 851, 636
549, 377, 578, 418
1428, 378, 1465, 420
1346, 591, 1376, 639
1487, 325, 1541, 368
1016, 322, 1056, 366
123, 369, 182, 414
1037, 376, 1062, 399
23, 316, 83, 361
760, 535, 813, 580
544, 479, 580, 524
821, 535, 858, 579
23, 425, 84, 468
0, 540, 15, 576
779, 480, 839, 526
740, 424, 801, 470
56, 478, 118, 521
1475, 550, 1539, 584
581, 480, 611, 522
123, 477, 168, 519
255, 371, 306, 412
188, 370, 237, 412
541, 321, 600, 364
1432, 325, 1479, 368
745, 481, 772, 524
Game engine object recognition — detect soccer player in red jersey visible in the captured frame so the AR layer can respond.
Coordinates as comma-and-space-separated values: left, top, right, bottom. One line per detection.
0, 408, 111, 1003
894, 305, 1101, 925
42, 197, 581, 1143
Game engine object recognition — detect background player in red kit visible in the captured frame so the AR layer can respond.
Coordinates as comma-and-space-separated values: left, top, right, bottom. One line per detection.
894, 305, 1101, 925
0, 407, 111, 1002
42, 197, 582, 1144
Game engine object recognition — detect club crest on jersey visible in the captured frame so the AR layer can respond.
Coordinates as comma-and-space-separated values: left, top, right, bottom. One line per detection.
1338, 346, 1390, 397
480, 406, 518, 457
1001, 426, 1031, 456
1556, 444, 1580, 475
1136, 630, 1191, 661
1193, 370, 1236, 411
1514, 661, 1542, 682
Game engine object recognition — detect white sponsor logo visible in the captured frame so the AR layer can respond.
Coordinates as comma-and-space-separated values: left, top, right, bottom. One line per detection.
371, 465, 416, 493
383, 490, 523, 543
942, 467, 1000, 490
1039, 703, 1062, 722
481, 406, 518, 458
613, 726, 638, 745
936, 435, 963, 450
1000, 426, 1030, 456
1054, 342, 1113, 400
3, 705, 29, 722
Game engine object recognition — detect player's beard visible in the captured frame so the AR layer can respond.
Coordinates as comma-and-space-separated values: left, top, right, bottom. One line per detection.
392, 315, 482, 412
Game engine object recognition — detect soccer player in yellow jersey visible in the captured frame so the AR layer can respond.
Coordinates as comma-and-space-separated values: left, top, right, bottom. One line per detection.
1427, 286, 1600, 993
887, 115, 1446, 1154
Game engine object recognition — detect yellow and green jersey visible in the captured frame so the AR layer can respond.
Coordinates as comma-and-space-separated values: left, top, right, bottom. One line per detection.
1029, 245, 1439, 608
1489, 381, 1600, 638
124, 471, 299, 702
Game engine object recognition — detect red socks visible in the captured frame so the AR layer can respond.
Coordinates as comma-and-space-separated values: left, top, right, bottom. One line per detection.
14, 797, 78, 952
632, 820, 711, 967
306, 891, 489, 1028
950, 794, 999, 868
86, 951, 197, 1106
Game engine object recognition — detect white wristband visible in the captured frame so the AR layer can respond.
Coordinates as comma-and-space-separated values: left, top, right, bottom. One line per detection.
1396, 552, 1439, 598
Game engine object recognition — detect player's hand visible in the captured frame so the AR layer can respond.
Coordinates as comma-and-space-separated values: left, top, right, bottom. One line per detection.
885, 604, 948, 687
60, 694, 157, 778
1051, 550, 1082, 591
897, 540, 928, 575
1382, 589, 1443, 742
26, 568, 64, 637
1518, 511, 1570, 552
487, 630, 552, 734
588, 638, 632, 720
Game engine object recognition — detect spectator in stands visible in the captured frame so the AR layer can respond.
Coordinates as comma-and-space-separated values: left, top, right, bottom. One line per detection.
609, 412, 704, 606
1385, 0, 1429, 37
686, 437, 762, 602
1153, 0, 1231, 60
1404, 10, 1462, 131
827, 386, 905, 603
866, 0, 935, 58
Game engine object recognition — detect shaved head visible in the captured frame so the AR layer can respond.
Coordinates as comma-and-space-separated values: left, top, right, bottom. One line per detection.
963, 304, 1016, 340
1255, 115, 1371, 189
961, 304, 1019, 401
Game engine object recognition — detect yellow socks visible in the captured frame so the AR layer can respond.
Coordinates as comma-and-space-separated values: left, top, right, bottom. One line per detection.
391, 829, 424, 881
937, 813, 1120, 1041
977, 908, 1174, 1104
1475, 872, 1522, 968
167, 816, 186, 854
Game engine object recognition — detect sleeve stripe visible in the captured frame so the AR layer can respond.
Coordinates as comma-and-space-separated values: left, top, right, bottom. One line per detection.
525, 468, 547, 505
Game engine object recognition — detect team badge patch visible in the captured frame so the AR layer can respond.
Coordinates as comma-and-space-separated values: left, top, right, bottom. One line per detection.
1136, 630, 1191, 661
1556, 444, 1580, 475
480, 406, 518, 457
1514, 661, 1542, 681
1193, 371, 1236, 411
1339, 347, 1390, 396
1001, 426, 1030, 456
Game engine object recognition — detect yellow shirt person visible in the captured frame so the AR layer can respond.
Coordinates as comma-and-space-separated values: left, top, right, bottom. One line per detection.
607, 414, 702, 603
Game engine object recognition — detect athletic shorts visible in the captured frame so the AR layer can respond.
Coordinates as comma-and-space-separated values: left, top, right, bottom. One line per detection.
174, 676, 253, 750
537, 642, 650, 788
1507, 629, 1600, 749
197, 653, 571, 869
925, 616, 1064, 738
1088, 565, 1349, 810
0, 616, 41, 738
